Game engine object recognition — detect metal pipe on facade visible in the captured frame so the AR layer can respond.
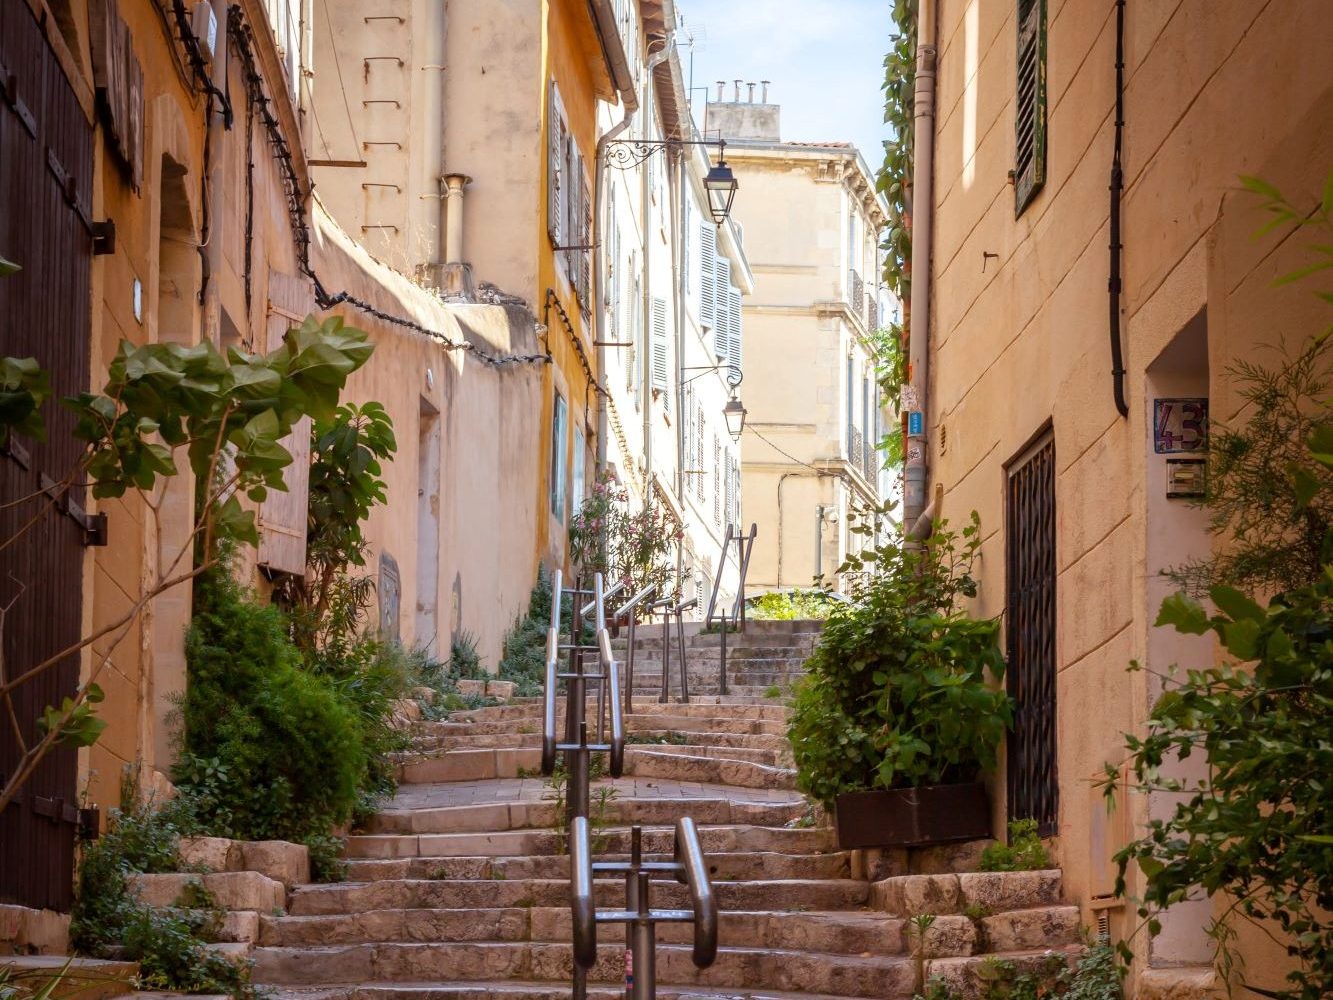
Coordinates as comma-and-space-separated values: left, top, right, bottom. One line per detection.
903, 0, 938, 532
1108, 0, 1129, 418
202, 0, 230, 347
442, 173, 469, 264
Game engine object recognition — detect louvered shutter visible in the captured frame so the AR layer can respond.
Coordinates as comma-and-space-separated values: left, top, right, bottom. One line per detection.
727, 288, 742, 381
723, 453, 732, 531
699, 223, 716, 327
1014, 0, 1047, 214
712, 435, 721, 525
696, 414, 706, 500
579, 163, 593, 314
258, 272, 314, 575
713, 257, 731, 363
650, 296, 669, 412
682, 197, 691, 295
547, 85, 563, 244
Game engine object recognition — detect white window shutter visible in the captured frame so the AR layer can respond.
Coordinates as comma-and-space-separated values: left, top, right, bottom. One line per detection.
699, 223, 716, 327
728, 288, 743, 380
713, 257, 732, 363
712, 435, 721, 525
579, 166, 592, 313
547, 85, 563, 245
695, 411, 705, 500
651, 296, 669, 412
258, 271, 313, 576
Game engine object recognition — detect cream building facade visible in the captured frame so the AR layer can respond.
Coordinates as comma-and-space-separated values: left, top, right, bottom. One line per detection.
910, 0, 1333, 993
598, 11, 753, 614
710, 92, 891, 595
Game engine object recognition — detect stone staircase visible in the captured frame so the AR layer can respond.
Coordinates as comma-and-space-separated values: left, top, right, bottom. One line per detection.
611, 619, 821, 698
242, 621, 1086, 1000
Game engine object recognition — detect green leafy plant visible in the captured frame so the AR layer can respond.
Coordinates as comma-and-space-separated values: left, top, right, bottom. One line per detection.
747, 588, 843, 621
70, 775, 255, 999
979, 819, 1052, 872
175, 568, 368, 844
497, 568, 558, 696
789, 511, 1011, 809
0, 315, 373, 817
567, 472, 678, 606
910, 942, 1122, 1000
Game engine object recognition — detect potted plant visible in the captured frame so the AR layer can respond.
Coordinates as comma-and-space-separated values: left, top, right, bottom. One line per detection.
789, 510, 1011, 849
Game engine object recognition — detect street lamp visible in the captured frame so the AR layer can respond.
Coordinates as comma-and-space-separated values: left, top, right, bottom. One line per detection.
723, 395, 747, 442
703, 143, 738, 226
605, 137, 739, 225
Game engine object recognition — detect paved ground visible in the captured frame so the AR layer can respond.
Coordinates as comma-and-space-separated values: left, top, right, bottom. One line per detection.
389, 776, 804, 810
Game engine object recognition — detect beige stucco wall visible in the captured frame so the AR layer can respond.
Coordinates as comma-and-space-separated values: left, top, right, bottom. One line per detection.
923, 0, 1333, 989
309, 206, 546, 667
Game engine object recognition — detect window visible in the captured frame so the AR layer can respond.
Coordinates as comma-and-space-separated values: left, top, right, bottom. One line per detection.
572, 425, 586, 516
551, 393, 568, 521
547, 83, 566, 245
650, 296, 669, 411
712, 435, 722, 526
1014, 0, 1047, 214
699, 223, 717, 327
547, 80, 591, 310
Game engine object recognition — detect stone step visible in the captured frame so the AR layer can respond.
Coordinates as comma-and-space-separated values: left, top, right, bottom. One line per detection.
624, 748, 796, 790
365, 793, 804, 836
870, 871, 1064, 917
252, 941, 914, 998
127, 870, 287, 912
342, 848, 851, 882
412, 715, 789, 739
0, 956, 139, 1000
259, 906, 901, 955
408, 729, 793, 755
264, 985, 882, 1000
923, 946, 1086, 1000
443, 702, 792, 726
286, 878, 869, 917
345, 824, 837, 860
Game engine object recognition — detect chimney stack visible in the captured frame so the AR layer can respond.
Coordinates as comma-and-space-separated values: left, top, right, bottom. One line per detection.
747, 82, 756, 103
761, 80, 770, 102
716, 80, 725, 101
733, 79, 742, 101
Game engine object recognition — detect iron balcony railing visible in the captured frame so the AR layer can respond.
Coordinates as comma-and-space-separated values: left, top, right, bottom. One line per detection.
867, 296, 880, 331
847, 269, 865, 315
863, 437, 879, 485
848, 424, 864, 471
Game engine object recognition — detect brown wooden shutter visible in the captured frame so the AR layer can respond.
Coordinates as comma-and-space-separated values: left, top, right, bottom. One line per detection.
90, 0, 143, 189
257, 272, 313, 575
547, 84, 563, 245
1014, 0, 1047, 215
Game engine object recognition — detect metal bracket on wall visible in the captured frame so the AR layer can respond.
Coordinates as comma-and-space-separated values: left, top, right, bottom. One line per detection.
39, 473, 109, 546
92, 219, 116, 255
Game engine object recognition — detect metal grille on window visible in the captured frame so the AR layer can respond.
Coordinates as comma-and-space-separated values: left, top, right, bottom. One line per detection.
712, 436, 721, 526
696, 412, 706, 500
1005, 432, 1058, 835
1014, 0, 1047, 214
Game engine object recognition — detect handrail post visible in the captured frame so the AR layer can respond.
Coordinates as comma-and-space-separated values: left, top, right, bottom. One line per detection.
675, 605, 689, 704
718, 613, 728, 697
658, 601, 671, 704
541, 570, 563, 776
624, 611, 637, 715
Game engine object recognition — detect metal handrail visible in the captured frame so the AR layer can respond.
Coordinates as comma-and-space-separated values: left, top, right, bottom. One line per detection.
541, 568, 563, 775
594, 572, 625, 778
581, 578, 627, 618
615, 584, 657, 713
673, 816, 718, 968
570, 816, 597, 970
614, 583, 657, 621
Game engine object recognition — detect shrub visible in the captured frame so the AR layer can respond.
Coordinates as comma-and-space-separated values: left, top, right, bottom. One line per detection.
497, 568, 557, 696
747, 589, 842, 621
175, 570, 367, 842
979, 819, 1052, 872
70, 776, 254, 999
789, 512, 1010, 810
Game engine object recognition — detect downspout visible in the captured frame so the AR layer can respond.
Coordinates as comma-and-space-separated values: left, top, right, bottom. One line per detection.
201, 0, 230, 346
1108, 0, 1129, 418
638, 38, 673, 485
429, 0, 448, 287
902, 0, 937, 533
593, 46, 651, 476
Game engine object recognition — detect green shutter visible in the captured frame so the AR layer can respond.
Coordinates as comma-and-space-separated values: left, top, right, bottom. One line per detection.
1014, 0, 1047, 215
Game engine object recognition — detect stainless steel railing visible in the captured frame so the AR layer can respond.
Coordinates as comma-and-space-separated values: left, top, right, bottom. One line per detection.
569, 816, 718, 1000
702, 523, 758, 695
541, 571, 625, 821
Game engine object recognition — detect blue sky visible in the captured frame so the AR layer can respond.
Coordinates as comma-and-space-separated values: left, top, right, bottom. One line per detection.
677, 0, 893, 166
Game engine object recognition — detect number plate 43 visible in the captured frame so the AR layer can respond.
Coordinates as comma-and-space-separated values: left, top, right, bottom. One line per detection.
1154, 397, 1208, 454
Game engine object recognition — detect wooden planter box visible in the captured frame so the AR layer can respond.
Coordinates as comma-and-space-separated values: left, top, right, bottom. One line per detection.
834, 783, 991, 849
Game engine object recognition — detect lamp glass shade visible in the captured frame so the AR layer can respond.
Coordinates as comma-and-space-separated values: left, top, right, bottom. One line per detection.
704, 162, 738, 225
723, 397, 747, 441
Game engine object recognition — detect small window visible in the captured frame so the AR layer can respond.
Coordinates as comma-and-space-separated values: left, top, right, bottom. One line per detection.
551, 393, 568, 522
1014, 0, 1048, 214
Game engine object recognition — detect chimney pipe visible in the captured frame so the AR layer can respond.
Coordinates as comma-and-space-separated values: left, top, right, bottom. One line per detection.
733, 79, 742, 101
761, 80, 770, 102
716, 80, 725, 101
747, 82, 755, 102
442, 173, 471, 264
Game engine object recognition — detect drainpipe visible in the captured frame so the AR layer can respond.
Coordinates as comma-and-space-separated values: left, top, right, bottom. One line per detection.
428, 0, 448, 286
1108, 0, 1129, 418
593, 44, 649, 476
442, 174, 470, 264
902, 0, 937, 533
201, 0, 230, 347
